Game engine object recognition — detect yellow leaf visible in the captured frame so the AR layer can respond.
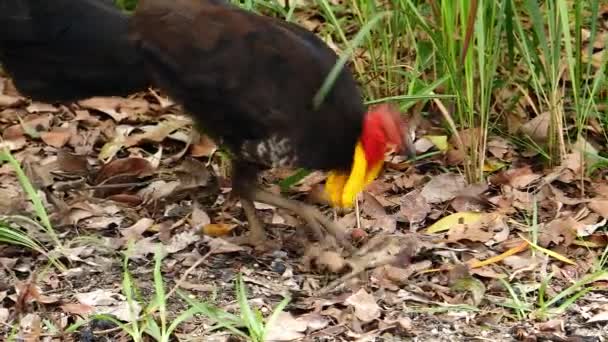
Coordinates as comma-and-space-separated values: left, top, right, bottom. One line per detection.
518, 234, 577, 265
424, 135, 448, 152
202, 223, 236, 237
572, 240, 604, 248
426, 211, 484, 234
483, 160, 506, 172
470, 241, 528, 268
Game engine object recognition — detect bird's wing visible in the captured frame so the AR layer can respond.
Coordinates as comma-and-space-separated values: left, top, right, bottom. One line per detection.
133, 0, 365, 169
133, 0, 336, 131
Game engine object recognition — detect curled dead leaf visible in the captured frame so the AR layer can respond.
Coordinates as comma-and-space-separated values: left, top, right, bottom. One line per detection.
79, 96, 149, 122
95, 157, 154, 185
519, 112, 549, 143
345, 288, 381, 323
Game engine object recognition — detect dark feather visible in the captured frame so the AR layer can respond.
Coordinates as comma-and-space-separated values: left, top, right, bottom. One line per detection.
132, 0, 365, 174
0, 0, 150, 102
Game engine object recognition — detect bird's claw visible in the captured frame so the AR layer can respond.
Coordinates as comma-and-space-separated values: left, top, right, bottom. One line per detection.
317, 234, 418, 295
296, 204, 354, 252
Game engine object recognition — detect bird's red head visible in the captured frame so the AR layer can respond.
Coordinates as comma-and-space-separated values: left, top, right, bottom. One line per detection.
325, 103, 415, 208
360, 103, 413, 165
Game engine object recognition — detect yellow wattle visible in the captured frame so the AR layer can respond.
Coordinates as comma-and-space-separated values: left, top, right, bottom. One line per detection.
325, 142, 384, 208
325, 171, 348, 207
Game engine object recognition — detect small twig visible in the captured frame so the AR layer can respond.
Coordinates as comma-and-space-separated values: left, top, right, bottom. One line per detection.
166, 250, 213, 299
355, 193, 361, 231
93, 327, 123, 336
86, 181, 154, 190
318, 253, 398, 296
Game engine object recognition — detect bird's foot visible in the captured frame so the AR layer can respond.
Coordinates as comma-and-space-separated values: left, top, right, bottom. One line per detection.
317, 234, 418, 295
250, 189, 354, 252
229, 197, 275, 252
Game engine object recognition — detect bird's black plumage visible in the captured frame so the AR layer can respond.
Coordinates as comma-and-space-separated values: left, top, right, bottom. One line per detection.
0, 0, 150, 102
132, 0, 366, 175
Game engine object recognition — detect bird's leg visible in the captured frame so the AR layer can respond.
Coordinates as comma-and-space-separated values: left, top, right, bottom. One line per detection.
240, 197, 266, 246
249, 188, 354, 252
230, 161, 273, 249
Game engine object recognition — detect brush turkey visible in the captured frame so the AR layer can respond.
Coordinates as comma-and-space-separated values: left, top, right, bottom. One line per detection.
132, 0, 415, 249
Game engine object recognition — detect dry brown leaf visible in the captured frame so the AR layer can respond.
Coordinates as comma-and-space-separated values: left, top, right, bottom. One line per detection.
121, 218, 155, 240
95, 157, 154, 185
81, 216, 124, 230
264, 312, 307, 341
22, 113, 53, 134
124, 117, 190, 147
0, 137, 26, 151
420, 173, 467, 204
510, 169, 541, 189
562, 151, 584, 176
73, 109, 100, 125
19, 313, 42, 342
75, 289, 141, 322
589, 199, 608, 218
395, 172, 425, 189
0, 308, 8, 325
400, 189, 430, 224
345, 289, 381, 323
539, 217, 578, 247
190, 133, 218, 157
290, 171, 326, 193
413, 136, 436, 153
447, 224, 494, 243
519, 112, 550, 143
26, 102, 59, 113
370, 216, 397, 234
191, 204, 211, 228
2, 124, 24, 140
490, 166, 540, 189
106, 194, 143, 207
40, 126, 74, 148
535, 319, 564, 332
174, 158, 211, 189
60, 303, 95, 316
317, 250, 347, 273
361, 192, 386, 218
588, 311, 608, 323
487, 136, 512, 159
79, 96, 149, 122
206, 236, 245, 254
167, 230, 200, 253
56, 150, 89, 173
137, 180, 181, 203
0, 94, 22, 107
502, 254, 541, 270
14, 280, 59, 307
149, 88, 175, 108
379, 265, 416, 286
